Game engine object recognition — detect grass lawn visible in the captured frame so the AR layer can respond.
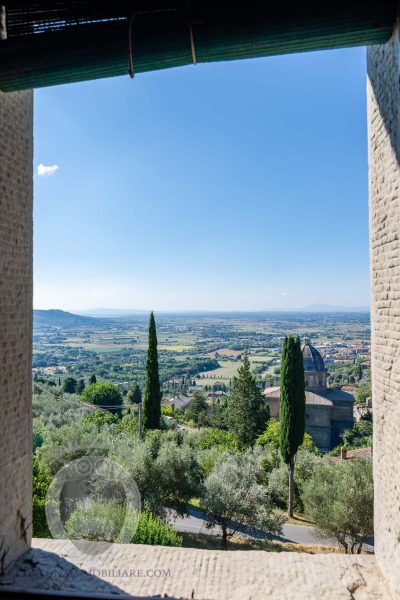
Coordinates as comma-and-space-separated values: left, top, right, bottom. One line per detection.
157, 344, 193, 352
196, 360, 240, 385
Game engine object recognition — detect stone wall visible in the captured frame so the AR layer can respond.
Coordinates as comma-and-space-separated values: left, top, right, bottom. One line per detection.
0, 90, 33, 572
367, 23, 400, 597
305, 371, 327, 391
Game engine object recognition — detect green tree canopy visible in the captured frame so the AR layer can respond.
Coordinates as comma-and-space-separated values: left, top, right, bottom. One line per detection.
257, 419, 316, 453
354, 386, 371, 405
279, 335, 306, 516
186, 391, 209, 426
143, 312, 162, 430
81, 382, 123, 414
127, 383, 142, 406
63, 376, 77, 394
200, 450, 283, 549
303, 458, 373, 553
227, 355, 269, 448
76, 378, 85, 394
279, 336, 306, 464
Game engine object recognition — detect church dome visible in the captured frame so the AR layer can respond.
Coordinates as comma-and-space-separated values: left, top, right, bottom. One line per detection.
302, 339, 325, 372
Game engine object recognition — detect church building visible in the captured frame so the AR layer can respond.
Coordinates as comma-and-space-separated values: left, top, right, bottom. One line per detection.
263, 339, 354, 452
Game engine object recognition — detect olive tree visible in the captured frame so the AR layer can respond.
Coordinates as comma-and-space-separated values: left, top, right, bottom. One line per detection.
302, 458, 373, 553
200, 450, 283, 549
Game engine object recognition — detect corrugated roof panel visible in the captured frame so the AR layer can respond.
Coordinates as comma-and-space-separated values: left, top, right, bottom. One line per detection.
0, 1, 396, 91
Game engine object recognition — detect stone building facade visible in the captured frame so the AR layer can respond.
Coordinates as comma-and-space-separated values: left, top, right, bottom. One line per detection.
367, 26, 400, 595
264, 340, 354, 451
0, 90, 33, 571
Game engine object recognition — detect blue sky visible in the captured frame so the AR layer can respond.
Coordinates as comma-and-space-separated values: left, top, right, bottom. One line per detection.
34, 46, 369, 311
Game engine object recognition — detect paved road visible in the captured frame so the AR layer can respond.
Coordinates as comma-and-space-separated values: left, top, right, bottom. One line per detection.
169, 508, 373, 550
169, 509, 374, 552
169, 508, 337, 546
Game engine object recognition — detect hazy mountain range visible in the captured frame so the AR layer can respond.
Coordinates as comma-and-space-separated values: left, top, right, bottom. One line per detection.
33, 304, 370, 326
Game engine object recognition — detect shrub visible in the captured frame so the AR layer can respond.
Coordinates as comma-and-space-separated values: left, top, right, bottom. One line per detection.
81, 410, 118, 431
257, 419, 317, 454
33, 496, 51, 538
195, 428, 239, 452
302, 458, 373, 553
65, 501, 181, 547
132, 512, 182, 547
65, 500, 138, 543
32, 455, 52, 537
161, 404, 174, 416
354, 386, 371, 405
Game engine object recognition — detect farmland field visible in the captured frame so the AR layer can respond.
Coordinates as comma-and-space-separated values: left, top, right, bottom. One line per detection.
33, 310, 371, 394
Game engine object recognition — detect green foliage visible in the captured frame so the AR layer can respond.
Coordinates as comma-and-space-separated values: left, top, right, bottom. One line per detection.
76, 378, 85, 394
37, 420, 202, 518
63, 376, 77, 394
127, 383, 142, 406
197, 447, 225, 477
32, 455, 52, 537
257, 419, 317, 454
33, 496, 51, 538
185, 391, 209, 426
65, 500, 139, 543
81, 410, 118, 431
89, 374, 97, 385
341, 419, 373, 449
161, 404, 174, 416
227, 355, 269, 448
294, 337, 306, 448
354, 386, 371, 405
81, 382, 123, 413
200, 449, 283, 549
118, 413, 139, 435
66, 502, 181, 547
132, 511, 182, 546
154, 441, 202, 514
303, 459, 373, 553
195, 428, 239, 452
266, 449, 321, 512
32, 392, 87, 449
279, 336, 305, 464
256, 419, 280, 449
143, 312, 162, 430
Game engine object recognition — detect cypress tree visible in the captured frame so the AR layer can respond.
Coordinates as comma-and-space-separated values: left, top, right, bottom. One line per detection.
227, 355, 269, 448
295, 336, 306, 448
143, 312, 162, 430
76, 378, 85, 394
131, 383, 142, 405
279, 335, 306, 517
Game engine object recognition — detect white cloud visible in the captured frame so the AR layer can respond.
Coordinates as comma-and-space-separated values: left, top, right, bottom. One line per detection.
37, 163, 59, 176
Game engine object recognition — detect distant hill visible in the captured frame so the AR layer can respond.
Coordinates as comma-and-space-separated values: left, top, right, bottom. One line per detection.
33, 309, 97, 328
300, 304, 370, 313
75, 308, 148, 317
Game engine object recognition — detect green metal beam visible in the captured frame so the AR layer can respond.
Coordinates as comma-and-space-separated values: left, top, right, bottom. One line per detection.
0, 1, 396, 91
